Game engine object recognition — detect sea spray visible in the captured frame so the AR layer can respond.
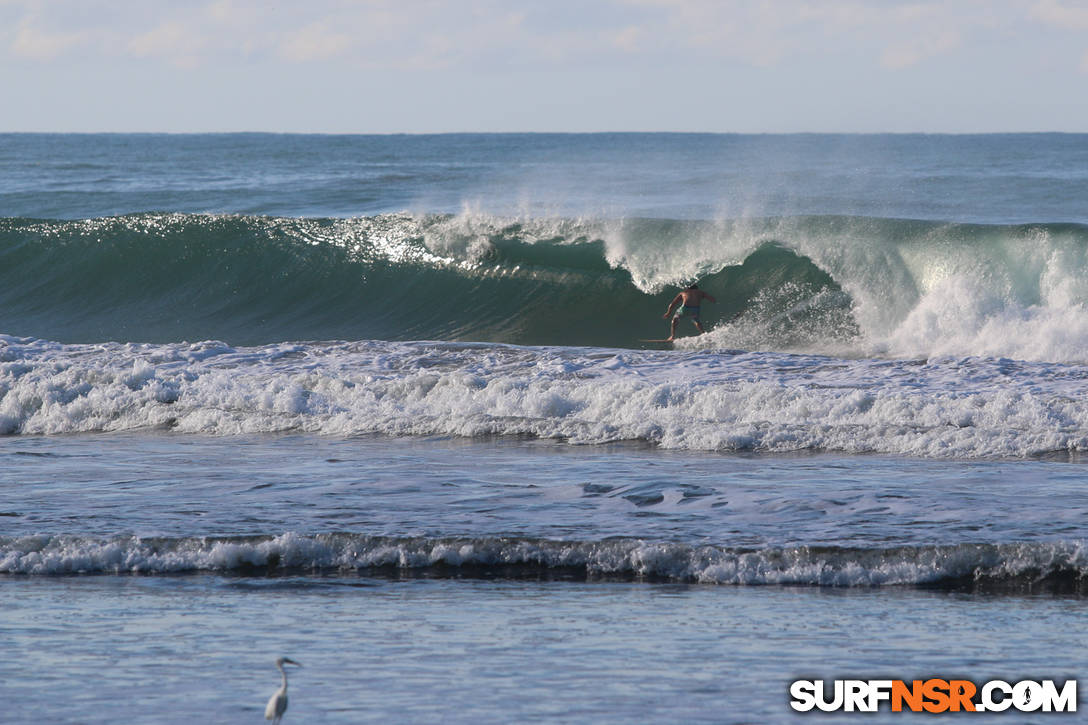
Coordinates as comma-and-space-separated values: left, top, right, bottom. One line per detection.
5, 212, 1088, 360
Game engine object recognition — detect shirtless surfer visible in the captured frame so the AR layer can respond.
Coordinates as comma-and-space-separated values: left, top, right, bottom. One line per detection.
662, 284, 716, 341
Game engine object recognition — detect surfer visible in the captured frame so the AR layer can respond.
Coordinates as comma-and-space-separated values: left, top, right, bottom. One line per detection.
662, 284, 716, 341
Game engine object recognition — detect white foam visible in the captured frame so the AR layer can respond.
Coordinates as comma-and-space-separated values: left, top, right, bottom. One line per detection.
2, 533, 1085, 587
665, 218, 1088, 364
4, 335, 1088, 459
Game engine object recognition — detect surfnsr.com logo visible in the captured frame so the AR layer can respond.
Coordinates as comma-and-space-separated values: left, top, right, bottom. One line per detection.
789, 679, 1077, 713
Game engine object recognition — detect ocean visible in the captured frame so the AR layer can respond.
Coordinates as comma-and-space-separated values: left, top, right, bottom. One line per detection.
2, 132, 1087, 723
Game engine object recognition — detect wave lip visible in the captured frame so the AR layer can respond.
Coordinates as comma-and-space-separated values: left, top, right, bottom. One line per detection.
5, 212, 1088, 360
3, 533, 1085, 593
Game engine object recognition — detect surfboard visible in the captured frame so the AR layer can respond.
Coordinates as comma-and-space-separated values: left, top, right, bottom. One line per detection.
638, 338, 673, 343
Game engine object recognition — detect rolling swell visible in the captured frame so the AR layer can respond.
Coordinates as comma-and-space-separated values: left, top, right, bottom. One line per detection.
3, 212, 1088, 359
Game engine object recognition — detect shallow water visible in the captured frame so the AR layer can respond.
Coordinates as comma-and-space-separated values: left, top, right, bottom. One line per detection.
5, 573, 1084, 724
4, 432, 1088, 555
2, 433, 1086, 722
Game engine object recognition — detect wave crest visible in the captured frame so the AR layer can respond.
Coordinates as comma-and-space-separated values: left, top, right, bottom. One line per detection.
3, 212, 1088, 360
4, 533, 1085, 593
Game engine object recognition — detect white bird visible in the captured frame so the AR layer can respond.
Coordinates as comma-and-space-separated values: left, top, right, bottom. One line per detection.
265, 657, 302, 724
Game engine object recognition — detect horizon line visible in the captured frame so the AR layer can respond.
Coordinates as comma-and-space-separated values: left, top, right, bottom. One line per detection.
2, 129, 1086, 136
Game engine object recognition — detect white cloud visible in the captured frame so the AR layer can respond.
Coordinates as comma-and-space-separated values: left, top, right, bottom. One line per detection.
615, 0, 985, 68
127, 21, 206, 68
610, 26, 644, 53
1030, 0, 1088, 30
0, 0, 1079, 76
279, 22, 352, 63
880, 28, 962, 70
10, 18, 87, 60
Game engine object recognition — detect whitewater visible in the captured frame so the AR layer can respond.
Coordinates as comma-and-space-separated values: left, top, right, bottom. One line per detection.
2, 133, 1087, 723
5, 336, 1088, 459
5, 211, 1088, 360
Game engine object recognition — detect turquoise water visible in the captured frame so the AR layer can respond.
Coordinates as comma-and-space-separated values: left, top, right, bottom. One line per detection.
2, 133, 1088, 722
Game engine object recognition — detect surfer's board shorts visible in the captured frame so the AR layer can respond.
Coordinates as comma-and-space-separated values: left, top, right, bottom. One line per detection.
674, 305, 700, 320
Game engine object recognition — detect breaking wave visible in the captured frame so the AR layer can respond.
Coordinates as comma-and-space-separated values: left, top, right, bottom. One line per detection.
3, 212, 1088, 361
3, 532, 1085, 593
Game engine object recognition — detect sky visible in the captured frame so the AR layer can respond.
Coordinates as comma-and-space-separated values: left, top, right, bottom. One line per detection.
1, 0, 1087, 133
